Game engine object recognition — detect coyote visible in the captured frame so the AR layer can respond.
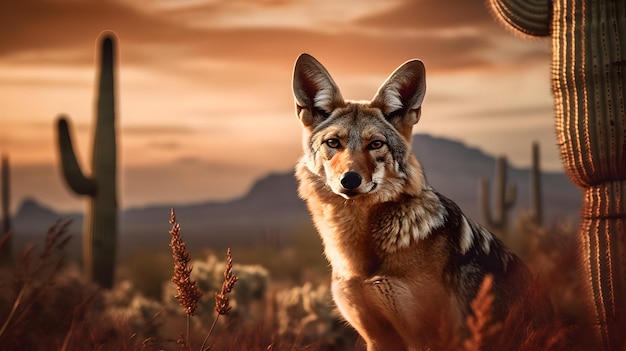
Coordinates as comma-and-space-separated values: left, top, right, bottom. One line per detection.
292, 54, 543, 350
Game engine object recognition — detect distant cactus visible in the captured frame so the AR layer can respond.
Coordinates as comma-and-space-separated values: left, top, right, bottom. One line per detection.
480, 156, 517, 235
1, 154, 11, 261
530, 142, 543, 226
489, 1, 626, 349
56, 32, 118, 288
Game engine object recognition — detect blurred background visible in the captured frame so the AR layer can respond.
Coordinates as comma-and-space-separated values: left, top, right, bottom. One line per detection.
1, 1, 592, 350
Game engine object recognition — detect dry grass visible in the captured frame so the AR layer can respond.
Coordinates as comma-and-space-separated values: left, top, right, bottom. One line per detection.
460, 274, 570, 351
169, 208, 240, 351
213, 248, 238, 316
169, 208, 203, 350
0, 221, 142, 351
0, 221, 72, 340
462, 275, 502, 350
169, 209, 203, 317
203, 247, 239, 349
0, 211, 606, 350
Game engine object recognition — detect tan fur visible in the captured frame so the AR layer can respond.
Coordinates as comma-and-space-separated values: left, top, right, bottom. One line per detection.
292, 54, 533, 350
295, 138, 451, 350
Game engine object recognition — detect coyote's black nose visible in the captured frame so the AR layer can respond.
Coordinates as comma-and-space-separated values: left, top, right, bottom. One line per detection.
340, 172, 362, 190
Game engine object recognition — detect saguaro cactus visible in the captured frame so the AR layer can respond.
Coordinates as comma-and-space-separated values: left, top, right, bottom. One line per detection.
489, 1, 626, 349
480, 156, 517, 235
1, 154, 11, 261
530, 142, 543, 226
56, 32, 118, 288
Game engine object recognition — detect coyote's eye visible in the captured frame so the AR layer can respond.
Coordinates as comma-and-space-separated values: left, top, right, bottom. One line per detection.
368, 140, 386, 150
325, 138, 340, 148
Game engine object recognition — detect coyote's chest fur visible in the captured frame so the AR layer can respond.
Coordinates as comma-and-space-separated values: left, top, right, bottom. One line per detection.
298, 167, 446, 276
292, 53, 535, 350
298, 169, 453, 350
297, 160, 463, 349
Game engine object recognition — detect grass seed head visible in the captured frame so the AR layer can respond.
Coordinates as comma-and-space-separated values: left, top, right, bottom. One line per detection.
214, 248, 239, 315
169, 208, 203, 316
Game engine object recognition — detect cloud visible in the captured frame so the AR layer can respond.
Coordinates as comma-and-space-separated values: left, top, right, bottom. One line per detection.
354, 0, 499, 31
117, 0, 403, 30
123, 125, 198, 136
0, 0, 204, 61
0, 0, 547, 75
147, 141, 182, 150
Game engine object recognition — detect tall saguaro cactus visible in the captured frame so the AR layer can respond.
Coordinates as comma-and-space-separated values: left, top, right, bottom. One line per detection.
530, 142, 543, 226
480, 156, 517, 235
56, 32, 118, 289
1, 154, 11, 261
489, 1, 626, 349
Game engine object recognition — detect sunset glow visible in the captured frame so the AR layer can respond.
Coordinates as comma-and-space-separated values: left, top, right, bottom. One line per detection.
0, 0, 554, 212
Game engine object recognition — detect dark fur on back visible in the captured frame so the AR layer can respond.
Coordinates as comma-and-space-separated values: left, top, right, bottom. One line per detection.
436, 193, 531, 319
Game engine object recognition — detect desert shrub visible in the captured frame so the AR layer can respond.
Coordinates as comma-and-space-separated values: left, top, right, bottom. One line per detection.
273, 281, 359, 350
274, 282, 334, 337
104, 280, 164, 336
161, 251, 269, 327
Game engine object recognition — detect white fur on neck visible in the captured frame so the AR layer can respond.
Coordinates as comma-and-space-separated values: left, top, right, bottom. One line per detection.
374, 187, 446, 253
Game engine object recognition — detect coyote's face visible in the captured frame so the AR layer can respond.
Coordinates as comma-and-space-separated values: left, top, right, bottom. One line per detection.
293, 54, 427, 202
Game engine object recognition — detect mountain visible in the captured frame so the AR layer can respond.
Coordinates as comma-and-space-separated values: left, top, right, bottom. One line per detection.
10, 134, 582, 256
119, 171, 309, 251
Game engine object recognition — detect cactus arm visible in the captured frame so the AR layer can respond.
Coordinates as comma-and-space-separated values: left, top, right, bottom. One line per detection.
487, 0, 552, 37
56, 117, 96, 196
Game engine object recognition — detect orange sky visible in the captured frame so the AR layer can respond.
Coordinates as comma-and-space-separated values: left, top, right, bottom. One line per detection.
0, 0, 556, 212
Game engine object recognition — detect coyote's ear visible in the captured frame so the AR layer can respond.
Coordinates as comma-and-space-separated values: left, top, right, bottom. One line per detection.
292, 54, 345, 128
370, 59, 425, 140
